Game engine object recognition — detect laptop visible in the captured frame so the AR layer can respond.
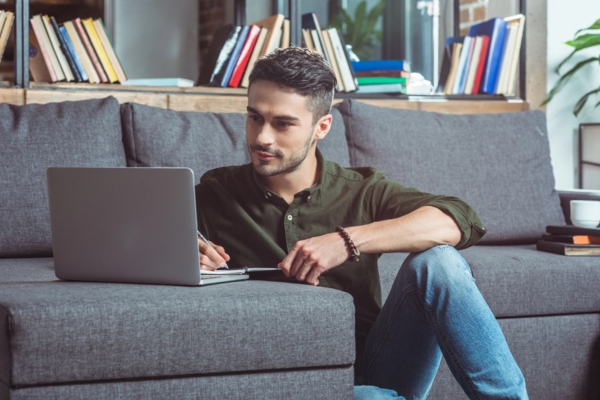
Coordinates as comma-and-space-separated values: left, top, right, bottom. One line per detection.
47, 167, 248, 286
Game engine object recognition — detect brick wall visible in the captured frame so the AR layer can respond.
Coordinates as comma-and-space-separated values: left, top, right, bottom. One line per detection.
199, 0, 227, 69
459, 0, 488, 35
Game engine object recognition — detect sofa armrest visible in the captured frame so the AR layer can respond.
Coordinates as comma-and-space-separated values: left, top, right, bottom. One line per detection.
557, 189, 600, 224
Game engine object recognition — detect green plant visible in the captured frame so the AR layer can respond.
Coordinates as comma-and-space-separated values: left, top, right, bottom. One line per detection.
329, 0, 385, 60
543, 18, 600, 116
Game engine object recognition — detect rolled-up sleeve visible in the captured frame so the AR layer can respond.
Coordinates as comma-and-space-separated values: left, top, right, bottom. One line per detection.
367, 174, 487, 250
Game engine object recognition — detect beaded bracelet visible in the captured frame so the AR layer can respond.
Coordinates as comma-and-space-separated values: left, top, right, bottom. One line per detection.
336, 226, 360, 262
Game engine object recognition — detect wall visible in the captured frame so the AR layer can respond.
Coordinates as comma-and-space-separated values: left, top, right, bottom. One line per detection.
547, 0, 600, 189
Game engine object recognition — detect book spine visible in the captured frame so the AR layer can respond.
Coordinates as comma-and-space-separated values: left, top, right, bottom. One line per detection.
229, 25, 260, 88
221, 25, 250, 87
482, 19, 507, 94
64, 21, 99, 83
30, 17, 57, 82
28, 26, 53, 82
472, 35, 490, 94
59, 25, 88, 82
94, 18, 127, 83
51, 17, 81, 82
0, 11, 14, 62
42, 15, 73, 81
74, 18, 108, 83
82, 18, 118, 83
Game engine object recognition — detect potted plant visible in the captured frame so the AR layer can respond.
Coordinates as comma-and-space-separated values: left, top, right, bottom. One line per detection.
543, 18, 600, 116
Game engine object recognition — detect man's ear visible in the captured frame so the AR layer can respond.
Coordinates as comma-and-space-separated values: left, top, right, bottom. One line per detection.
314, 114, 333, 141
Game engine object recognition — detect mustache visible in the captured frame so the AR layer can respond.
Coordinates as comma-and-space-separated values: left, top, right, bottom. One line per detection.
249, 144, 284, 157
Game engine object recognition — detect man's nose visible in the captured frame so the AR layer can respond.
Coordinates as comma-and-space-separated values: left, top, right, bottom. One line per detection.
255, 124, 275, 146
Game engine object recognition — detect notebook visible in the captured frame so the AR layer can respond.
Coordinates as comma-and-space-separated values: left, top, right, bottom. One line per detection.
46, 167, 248, 286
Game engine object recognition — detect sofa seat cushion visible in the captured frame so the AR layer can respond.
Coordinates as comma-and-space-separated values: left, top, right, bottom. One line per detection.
121, 103, 350, 184
0, 258, 355, 387
335, 99, 565, 244
0, 97, 126, 258
377, 245, 600, 318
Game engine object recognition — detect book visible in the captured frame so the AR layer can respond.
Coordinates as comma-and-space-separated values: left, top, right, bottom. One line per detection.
302, 29, 315, 51
355, 70, 409, 78
94, 18, 127, 83
444, 42, 463, 95
471, 35, 490, 94
351, 60, 410, 72
73, 18, 108, 83
435, 43, 452, 93
469, 17, 507, 94
240, 27, 268, 88
228, 25, 261, 88
504, 14, 526, 95
252, 14, 284, 57
495, 24, 517, 94
357, 77, 406, 85
197, 24, 240, 86
121, 78, 194, 87
459, 36, 477, 94
321, 29, 344, 92
28, 26, 54, 82
327, 28, 357, 92
542, 234, 600, 245
464, 36, 483, 94
452, 36, 471, 94
302, 13, 331, 65
82, 18, 118, 83
355, 83, 406, 94
31, 15, 64, 81
220, 25, 250, 87
64, 20, 99, 84
546, 225, 600, 236
42, 15, 74, 82
536, 240, 600, 256
281, 19, 290, 48
0, 11, 14, 63
50, 17, 81, 82
58, 25, 87, 82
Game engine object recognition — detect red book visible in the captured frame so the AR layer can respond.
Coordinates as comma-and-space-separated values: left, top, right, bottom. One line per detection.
472, 35, 490, 94
228, 25, 261, 88
73, 18, 108, 83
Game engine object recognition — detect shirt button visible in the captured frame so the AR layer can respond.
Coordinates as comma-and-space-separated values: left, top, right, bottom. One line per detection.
307, 195, 311, 200
287, 215, 293, 221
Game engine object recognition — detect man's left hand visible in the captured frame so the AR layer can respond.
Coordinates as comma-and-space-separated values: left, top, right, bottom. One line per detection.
278, 232, 349, 286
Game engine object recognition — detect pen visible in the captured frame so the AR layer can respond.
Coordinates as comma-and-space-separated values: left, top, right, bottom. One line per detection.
197, 230, 229, 269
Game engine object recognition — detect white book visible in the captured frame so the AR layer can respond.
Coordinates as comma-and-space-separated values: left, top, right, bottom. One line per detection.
464, 36, 483, 95
452, 36, 471, 94
311, 30, 324, 55
327, 28, 356, 92
322, 29, 344, 92
41, 15, 74, 82
31, 15, 65, 81
505, 14, 526, 95
496, 24, 518, 94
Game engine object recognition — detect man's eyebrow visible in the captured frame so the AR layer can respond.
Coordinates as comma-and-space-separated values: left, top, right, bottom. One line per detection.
246, 106, 300, 122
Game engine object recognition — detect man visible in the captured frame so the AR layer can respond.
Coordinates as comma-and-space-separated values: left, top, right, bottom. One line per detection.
195, 47, 527, 399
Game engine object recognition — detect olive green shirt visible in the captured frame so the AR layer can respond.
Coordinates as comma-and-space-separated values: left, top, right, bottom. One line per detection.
195, 150, 486, 355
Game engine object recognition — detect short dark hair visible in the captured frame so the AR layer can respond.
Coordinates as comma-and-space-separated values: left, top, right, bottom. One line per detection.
249, 47, 337, 124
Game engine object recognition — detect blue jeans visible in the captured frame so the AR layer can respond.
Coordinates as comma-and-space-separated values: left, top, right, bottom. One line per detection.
355, 245, 528, 400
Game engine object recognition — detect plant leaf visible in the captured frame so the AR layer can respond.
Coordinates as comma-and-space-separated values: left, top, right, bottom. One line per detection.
575, 19, 600, 36
543, 56, 600, 105
565, 33, 600, 50
363, 1, 385, 44
352, 1, 367, 47
573, 87, 600, 116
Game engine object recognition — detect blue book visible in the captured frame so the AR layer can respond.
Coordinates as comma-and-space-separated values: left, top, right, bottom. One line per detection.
452, 36, 471, 94
351, 60, 410, 73
469, 18, 508, 94
58, 25, 88, 82
221, 25, 250, 88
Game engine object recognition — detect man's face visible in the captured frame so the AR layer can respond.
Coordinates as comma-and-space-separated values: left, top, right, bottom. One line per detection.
246, 80, 319, 177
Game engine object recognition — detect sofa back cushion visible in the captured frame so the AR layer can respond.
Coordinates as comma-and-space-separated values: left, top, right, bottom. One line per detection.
0, 97, 126, 257
121, 103, 350, 182
335, 99, 565, 244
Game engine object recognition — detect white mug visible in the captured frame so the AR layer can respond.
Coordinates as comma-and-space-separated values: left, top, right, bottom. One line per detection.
570, 200, 600, 228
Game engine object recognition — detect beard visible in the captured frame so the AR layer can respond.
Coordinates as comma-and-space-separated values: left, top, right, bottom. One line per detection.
248, 133, 314, 177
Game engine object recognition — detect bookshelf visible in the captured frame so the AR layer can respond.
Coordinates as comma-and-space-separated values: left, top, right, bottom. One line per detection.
0, 0, 531, 110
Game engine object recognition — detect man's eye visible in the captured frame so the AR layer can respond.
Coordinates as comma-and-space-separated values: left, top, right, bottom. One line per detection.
248, 114, 260, 122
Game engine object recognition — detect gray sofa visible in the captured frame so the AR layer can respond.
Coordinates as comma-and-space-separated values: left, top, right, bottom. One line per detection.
1, 96, 598, 399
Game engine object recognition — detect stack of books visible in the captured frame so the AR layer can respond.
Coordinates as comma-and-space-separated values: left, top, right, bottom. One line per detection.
352, 60, 410, 94
29, 15, 127, 84
0, 10, 14, 64
437, 14, 525, 96
301, 12, 356, 92
537, 225, 600, 256
199, 12, 358, 92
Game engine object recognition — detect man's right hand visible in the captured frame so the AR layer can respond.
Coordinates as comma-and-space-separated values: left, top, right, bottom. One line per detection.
198, 238, 230, 271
